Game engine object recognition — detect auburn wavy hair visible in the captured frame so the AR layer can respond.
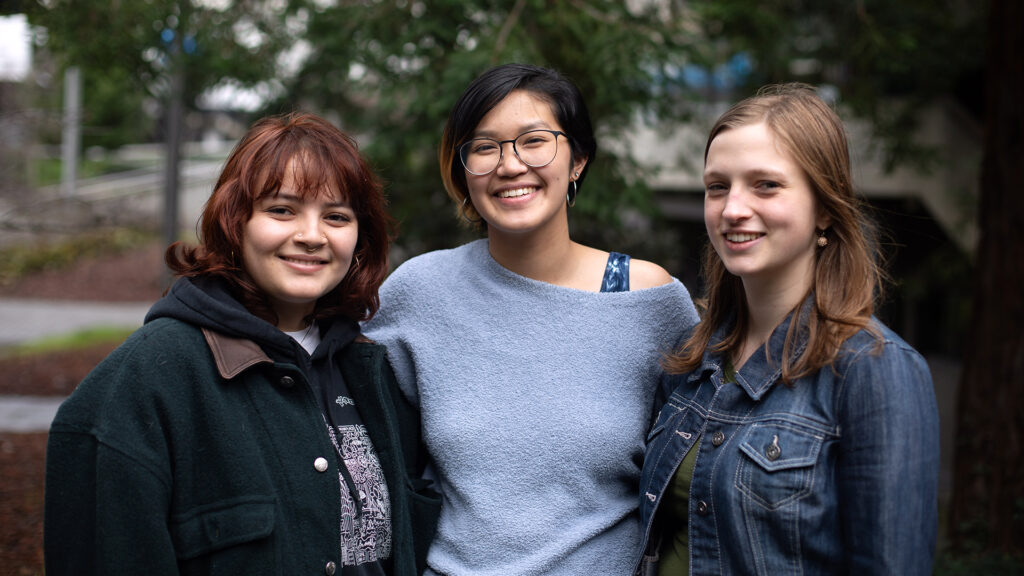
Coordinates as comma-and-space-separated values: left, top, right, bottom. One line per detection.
663, 84, 883, 383
166, 112, 395, 325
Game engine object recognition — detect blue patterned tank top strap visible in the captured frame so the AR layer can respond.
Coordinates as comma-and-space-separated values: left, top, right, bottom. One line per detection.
600, 252, 630, 292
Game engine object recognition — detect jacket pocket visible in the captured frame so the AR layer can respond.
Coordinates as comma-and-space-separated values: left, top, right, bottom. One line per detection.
170, 497, 276, 561
735, 422, 823, 510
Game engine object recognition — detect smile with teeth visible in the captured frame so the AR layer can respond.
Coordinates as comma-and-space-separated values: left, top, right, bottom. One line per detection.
497, 187, 535, 198
281, 256, 326, 265
725, 232, 764, 243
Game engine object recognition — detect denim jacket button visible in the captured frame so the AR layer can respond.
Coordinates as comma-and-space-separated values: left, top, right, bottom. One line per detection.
696, 500, 709, 515
765, 435, 782, 461
712, 431, 725, 447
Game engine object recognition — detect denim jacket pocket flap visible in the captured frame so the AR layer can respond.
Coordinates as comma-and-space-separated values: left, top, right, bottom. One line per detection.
736, 423, 824, 509
170, 497, 276, 560
738, 423, 823, 472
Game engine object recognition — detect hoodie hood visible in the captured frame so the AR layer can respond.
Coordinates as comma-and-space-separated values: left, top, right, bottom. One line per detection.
146, 276, 358, 361
146, 275, 369, 522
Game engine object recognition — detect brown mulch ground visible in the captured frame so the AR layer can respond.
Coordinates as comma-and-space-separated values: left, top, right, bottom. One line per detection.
0, 240, 165, 576
0, 433, 48, 575
0, 341, 123, 398
0, 238, 167, 302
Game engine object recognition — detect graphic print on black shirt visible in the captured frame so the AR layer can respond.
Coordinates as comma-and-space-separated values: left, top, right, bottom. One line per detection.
326, 416, 391, 573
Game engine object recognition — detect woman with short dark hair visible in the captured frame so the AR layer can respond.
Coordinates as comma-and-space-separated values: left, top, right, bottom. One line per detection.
364, 63, 699, 576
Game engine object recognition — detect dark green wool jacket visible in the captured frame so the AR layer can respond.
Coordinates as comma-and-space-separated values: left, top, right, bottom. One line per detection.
45, 277, 439, 576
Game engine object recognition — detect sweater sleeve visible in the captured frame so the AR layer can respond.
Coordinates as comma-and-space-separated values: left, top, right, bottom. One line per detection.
363, 260, 425, 407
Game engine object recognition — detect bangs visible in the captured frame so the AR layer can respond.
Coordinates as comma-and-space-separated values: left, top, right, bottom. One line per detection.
252, 146, 353, 205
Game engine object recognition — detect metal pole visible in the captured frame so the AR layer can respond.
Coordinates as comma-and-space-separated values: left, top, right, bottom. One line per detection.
61, 66, 81, 198
162, 27, 185, 252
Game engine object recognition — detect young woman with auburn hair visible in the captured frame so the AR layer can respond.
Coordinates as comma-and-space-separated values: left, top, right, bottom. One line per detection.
636, 85, 939, 575
45, 112, 439, 576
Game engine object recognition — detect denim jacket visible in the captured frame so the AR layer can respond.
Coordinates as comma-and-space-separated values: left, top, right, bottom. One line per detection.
636, 307, 939, 575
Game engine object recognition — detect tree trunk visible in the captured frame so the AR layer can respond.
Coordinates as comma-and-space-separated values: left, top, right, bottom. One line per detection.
949, 0, 1024, 554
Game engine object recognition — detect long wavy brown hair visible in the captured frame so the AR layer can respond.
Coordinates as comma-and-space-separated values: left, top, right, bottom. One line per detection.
664, 84, 883, 383
166, 112, 395, 325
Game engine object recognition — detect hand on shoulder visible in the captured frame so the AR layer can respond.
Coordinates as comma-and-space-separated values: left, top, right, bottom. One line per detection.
630, 259, 674, 290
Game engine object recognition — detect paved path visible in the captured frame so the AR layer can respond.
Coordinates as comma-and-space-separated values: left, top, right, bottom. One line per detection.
0, 298, 153, 432
0, 395, 67, 433
0, 299, 153, 347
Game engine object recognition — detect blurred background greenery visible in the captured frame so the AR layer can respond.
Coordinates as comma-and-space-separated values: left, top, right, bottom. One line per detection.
0, 0, 1020, 571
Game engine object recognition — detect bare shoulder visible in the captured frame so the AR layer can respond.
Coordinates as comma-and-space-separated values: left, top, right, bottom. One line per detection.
629, 258, 674, 289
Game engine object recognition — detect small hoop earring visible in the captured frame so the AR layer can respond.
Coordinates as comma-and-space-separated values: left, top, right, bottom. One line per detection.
817, 229, 829, 248
566, 181, 578, 208
460, 196, 482, 224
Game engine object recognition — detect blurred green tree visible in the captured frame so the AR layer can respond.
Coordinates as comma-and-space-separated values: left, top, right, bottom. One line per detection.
272, 0, 702, 255
27, 0, 297, 148
688, 0, 984, 167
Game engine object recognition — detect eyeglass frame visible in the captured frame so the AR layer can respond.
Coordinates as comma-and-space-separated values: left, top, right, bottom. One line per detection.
457, 129, 570, 176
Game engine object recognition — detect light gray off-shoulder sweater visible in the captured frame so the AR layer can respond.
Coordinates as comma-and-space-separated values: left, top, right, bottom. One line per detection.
363, 239, 698, 576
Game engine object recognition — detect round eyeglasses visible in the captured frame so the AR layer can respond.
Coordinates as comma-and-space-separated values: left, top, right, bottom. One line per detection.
458, 129, 567, 176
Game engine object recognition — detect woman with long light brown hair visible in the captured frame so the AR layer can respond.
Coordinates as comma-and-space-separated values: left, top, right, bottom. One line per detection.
636, 84, 939, 575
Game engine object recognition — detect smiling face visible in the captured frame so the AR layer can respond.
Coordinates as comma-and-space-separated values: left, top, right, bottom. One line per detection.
241, 164, 359, 331
703, 122, 828, 297
464, 90, 587, 241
